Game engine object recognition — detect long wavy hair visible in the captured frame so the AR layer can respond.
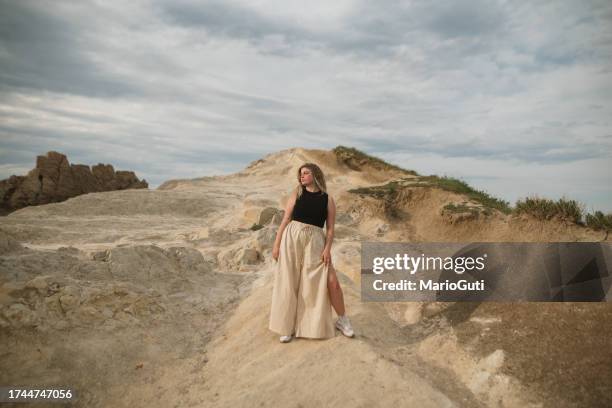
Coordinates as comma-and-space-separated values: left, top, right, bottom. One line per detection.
296, 163, 327, 199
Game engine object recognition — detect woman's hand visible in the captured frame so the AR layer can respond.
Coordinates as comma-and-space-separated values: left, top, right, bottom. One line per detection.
272, 244, 280, 262
321, 247, 332, 266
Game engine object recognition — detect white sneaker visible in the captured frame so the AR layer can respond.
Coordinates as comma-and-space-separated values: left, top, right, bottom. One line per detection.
279, 334, 293, 343
335, 315, 355, 337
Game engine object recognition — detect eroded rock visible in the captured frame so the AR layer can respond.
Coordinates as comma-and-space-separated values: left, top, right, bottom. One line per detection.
0, 151, 148, 215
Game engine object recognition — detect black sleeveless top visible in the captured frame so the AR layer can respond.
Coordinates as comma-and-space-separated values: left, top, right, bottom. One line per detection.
291, 185, 328, 228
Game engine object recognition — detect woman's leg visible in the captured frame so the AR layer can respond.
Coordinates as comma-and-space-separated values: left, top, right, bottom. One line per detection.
269, 223, 301, 336
327, 262, 346, 316
294, 227, 335, 339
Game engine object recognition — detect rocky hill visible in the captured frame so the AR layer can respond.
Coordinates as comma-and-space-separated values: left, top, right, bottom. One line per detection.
0, 147, 609, 407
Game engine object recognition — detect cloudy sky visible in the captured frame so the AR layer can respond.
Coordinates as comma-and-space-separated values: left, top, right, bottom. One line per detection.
1, 0, 611, 212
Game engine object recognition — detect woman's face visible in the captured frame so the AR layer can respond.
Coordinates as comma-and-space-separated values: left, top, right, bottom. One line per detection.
300, 168, 314, 186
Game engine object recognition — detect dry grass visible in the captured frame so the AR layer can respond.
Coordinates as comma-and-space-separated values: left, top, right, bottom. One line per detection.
514, 196, 584, 223
332, 146, 419, 175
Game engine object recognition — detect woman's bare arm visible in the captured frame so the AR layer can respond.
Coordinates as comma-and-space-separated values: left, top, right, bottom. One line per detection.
273, 189, 298, 250
324, 195, 336, 251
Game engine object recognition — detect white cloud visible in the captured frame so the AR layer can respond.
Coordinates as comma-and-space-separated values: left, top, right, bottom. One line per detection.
0, 0, 610, 212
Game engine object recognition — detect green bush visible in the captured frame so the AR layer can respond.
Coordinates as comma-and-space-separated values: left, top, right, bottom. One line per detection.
585, 211, 612, 231
348, 180, 401, 198
514, 196, 584, 223
415, 175, 512, 214
442, 203, 480, 216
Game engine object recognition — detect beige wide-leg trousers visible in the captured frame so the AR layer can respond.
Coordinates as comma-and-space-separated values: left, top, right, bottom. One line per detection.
269, 220, 335, 339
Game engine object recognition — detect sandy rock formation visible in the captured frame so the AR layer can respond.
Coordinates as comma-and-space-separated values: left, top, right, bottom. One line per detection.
0, 151, 148, 215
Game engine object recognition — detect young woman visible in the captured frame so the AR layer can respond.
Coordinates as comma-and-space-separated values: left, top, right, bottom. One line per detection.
269, 163, 354, 343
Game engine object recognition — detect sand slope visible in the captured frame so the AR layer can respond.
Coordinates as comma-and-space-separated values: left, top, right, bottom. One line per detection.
1, 147, 610, 407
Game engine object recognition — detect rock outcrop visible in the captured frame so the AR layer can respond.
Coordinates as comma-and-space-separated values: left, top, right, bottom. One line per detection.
0, 151, 148, 215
